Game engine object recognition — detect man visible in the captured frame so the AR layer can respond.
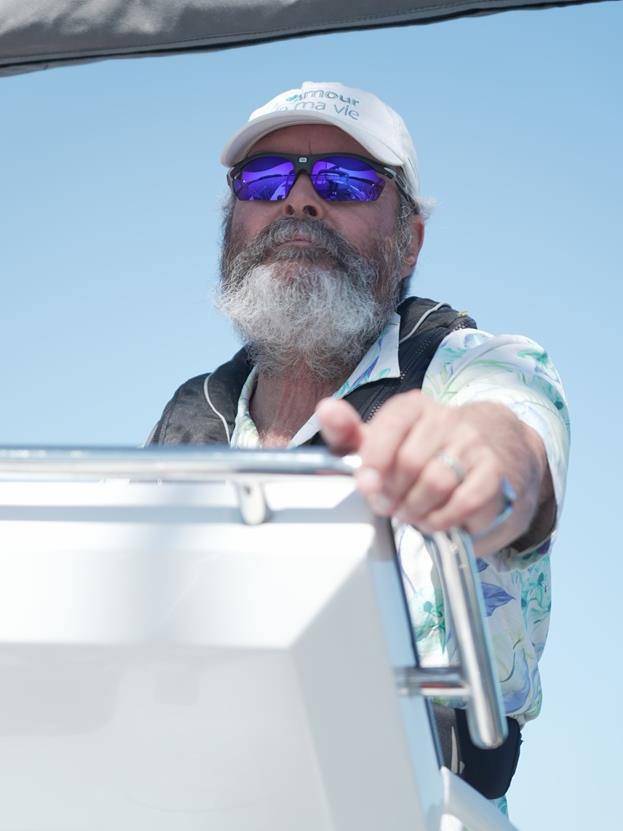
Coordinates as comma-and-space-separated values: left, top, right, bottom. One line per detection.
150, 81, 569, 812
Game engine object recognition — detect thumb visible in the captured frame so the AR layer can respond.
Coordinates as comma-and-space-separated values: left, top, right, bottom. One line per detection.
315, 398, 365, 455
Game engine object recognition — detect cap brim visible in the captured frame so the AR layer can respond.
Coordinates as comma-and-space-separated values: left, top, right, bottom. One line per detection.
220, 109, 404, 168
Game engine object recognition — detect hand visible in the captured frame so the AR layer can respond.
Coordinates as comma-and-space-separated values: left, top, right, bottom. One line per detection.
315, 392, 555, 556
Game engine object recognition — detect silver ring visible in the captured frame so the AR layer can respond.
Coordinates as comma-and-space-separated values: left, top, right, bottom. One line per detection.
435, 452, 467, 484
472, 477, 517, 541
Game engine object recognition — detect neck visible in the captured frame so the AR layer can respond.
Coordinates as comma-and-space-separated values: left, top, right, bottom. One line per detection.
250, 364, 345, 448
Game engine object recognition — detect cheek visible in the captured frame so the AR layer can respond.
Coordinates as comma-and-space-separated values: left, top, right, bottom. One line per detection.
232, 203, 274, 242
230, 205, 251, 239
376, 193, 400, 235
352, 189, 399, 238
338, 206, 397, 252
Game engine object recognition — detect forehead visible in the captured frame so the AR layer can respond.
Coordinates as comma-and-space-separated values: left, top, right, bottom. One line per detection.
247, 124, 373, 158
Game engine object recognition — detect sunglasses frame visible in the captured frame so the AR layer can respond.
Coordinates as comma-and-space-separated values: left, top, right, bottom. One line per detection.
227, 151, 413, 205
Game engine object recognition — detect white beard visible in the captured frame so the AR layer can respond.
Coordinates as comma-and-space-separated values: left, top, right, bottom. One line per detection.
217, 216, 403, 381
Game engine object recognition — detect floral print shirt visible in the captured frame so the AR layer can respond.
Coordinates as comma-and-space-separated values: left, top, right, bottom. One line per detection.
231, 311, 570, 727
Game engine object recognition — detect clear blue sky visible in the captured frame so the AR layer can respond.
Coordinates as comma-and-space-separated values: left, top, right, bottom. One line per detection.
1, 2, 622, 827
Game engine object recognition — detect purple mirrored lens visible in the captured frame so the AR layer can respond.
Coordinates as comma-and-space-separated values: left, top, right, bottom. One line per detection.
233, 154, 388, 202
234, 156, 296, 201
311, 156, 386, 202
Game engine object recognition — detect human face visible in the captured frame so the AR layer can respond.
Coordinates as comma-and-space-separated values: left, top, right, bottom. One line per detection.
228, 124, 422, 276
217, 124, 423, 381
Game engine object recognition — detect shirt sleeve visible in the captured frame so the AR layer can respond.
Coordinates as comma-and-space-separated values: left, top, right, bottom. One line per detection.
421, 327, 571, 567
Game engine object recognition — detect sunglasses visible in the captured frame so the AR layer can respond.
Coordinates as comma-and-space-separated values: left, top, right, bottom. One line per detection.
227, 152, 409, 204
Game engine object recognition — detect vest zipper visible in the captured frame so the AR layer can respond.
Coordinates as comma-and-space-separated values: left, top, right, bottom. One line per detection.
362, 332, 433, 423
364, 370, 407, 423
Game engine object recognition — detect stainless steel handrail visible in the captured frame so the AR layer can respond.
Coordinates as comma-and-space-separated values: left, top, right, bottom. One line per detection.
424, 529, 508, 749
0, 447, 359, 524
0, 445, 507, 748
0, 446, 360, 479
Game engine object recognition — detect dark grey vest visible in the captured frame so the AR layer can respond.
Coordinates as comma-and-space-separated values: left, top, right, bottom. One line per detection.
149, 296, 476, 446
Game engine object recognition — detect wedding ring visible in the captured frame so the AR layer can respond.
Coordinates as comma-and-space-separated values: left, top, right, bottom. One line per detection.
435, 452, 467, 485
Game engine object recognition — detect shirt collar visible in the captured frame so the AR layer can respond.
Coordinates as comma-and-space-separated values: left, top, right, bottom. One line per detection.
231, 312, 402, 448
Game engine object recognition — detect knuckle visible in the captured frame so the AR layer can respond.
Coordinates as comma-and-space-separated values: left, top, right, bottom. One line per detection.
402, 389, 425, 407
453, 489, 482, 518
359, 434, 396, 474
382, 390, 419, 416
480, 445, 499, 468
395, 444, 424, 480
458, 422, 480, 446
366, 414, 406, 449
420, 467, 454, 501
441, 405, 459, 426
376, 406, 405, 429
424, 510, 450, 532
484, 458, 504, 490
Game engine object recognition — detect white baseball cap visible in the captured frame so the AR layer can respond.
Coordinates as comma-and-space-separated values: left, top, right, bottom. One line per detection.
220, 81, 420, 199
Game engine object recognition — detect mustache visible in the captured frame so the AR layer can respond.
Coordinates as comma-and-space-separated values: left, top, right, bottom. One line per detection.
232, 217, 360, 270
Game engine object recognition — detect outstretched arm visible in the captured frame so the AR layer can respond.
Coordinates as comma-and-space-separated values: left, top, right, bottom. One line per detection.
316, 393, 555, 558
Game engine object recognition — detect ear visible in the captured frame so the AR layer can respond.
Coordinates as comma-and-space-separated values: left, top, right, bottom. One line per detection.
401, 214, 425, 279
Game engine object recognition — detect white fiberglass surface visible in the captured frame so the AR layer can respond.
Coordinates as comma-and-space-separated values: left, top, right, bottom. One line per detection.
0, 477, 443, 830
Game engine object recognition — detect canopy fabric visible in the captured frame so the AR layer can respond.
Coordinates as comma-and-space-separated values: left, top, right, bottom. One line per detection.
0, 0, 606, 77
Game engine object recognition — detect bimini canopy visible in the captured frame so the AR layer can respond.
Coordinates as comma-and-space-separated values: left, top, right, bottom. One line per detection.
0, 0, 606, 77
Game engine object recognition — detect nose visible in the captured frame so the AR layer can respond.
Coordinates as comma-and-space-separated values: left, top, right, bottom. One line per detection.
282, 172, 326, 219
